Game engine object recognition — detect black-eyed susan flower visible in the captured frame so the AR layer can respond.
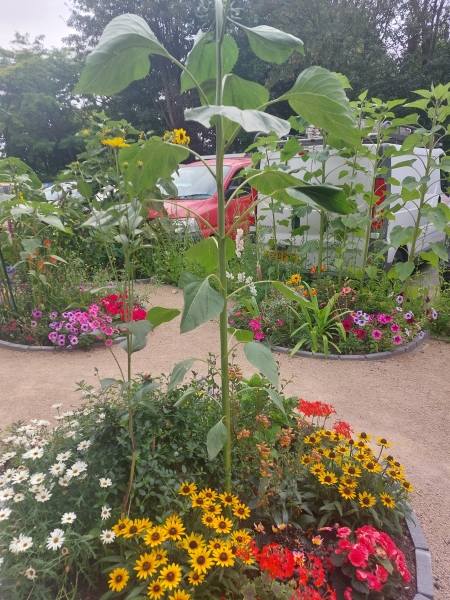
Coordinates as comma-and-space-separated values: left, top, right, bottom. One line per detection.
111, 518, 131, 537
187, 548, 214, 574
201, 513, 216, 528
304, 434, 321, 445
233, 503, 250, 519
310, 464, 326, 476
204, 503, 222, 516
168, 590, 191, 600
182, 533, 205, 552
354, 451, 367, 462
377, 437, 391, 447
108, 567, 129, 592
164, 515, 186, 540
144, 526, 168, 547
357, 432, 371, 441
363, 460, 383, 473
231, 530, 252, 547
147, 580, 165, 599
178, 481, 197, 496
323, 449, 338, 461
358, 491, 376, 508
380, 493, 396, 508
386, 468, 403, 481
208, 537, 226, 553
153, 549, 169, 567
301, 454, 314, 465
200, 488, 218, 502
340, 476, 358, 488
135, 518, 152, 531
134, 553, 157, 579
339, 485, 356, 500
187, 570, 205, 586
355, 440, 368, 450
213, 546, 235, 567
191, 493, 210, 509
401, 480, 414, 493
123, 520, 146, 538
318, 471, 338, 486
159, 563, 182, 590
219, 492, 239, 507
214, 516, 233, 534
335, 445, 349, 455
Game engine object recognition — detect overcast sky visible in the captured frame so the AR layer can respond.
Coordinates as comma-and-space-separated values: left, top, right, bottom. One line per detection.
0, 0, 74, 49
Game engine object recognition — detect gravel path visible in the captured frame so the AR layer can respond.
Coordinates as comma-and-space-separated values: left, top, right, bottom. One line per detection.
0, 284, 449, 599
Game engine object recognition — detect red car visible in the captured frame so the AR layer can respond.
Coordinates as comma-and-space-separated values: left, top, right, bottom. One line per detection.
148, 155, 255, 237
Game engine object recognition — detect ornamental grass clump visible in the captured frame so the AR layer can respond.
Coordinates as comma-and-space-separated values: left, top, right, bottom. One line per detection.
102, 485, 254, 599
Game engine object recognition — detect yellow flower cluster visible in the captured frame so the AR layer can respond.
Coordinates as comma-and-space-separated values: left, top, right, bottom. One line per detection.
107, 485, 253, 598
163, 128, 191, 146
101, 136, 130, 148
301, 430, 412, 511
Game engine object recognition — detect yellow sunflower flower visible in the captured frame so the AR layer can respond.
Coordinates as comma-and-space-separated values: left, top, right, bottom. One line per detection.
358, 491, 376, 508
182, 533, 205, 553
214, 516, 234, 534
401, 480, 414, 493
233, 503, 251, 520
144, 526, 169, 547
190, 493, 211, 509
218, 492, 239, 507
201, 513, 216, 528
304, 434, 322, 445
318, 471, 338, 486
101, 137, 130, 148
111, 518, 131, 537
301, 454, 314, 465
187, 548, 215, 574
134, 553, 157, 579
342, 463, 362, 478
178, 481, 197, 496
187, 570, 205, 586
208, 538, 227, 553
357, 432, 371, 441
339, 485, 356, 500
108, 567, 129, 592
380, 493, 396, 508
200, 488, 218, 502
213, 546, 235, 568
135, 518, 152, 531
159, 563, 183, 590
310, 463, 326, 476
231, 530, 252, 547
377, 437, 391, 447
147, 580, 165, 599
153, 549, 169, 567
363, 460, 383, 473
123, 519, 146, 538
203, 503, 222, 516
164, 515, 186, 541
339, 476, 358, 488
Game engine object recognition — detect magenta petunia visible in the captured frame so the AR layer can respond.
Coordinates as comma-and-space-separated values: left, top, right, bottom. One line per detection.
372, 330, 382, 340
390, 323, 400, 333
253, 331, 264, 341
392, 335, 403, 345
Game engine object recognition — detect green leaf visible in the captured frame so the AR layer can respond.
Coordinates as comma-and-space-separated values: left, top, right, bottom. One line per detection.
168, 358, 198, 391
184, 105, 290, 137
297, 239, 319, 255
421, 205, 449, 231
281, 66, 359, 146
272, 281, 311, 305
394, 261, 415, 281
389, 225, 414, 248
146, 307, 180, 328
184, 237, 235, 273
74, 14, 170, 95
76, 180, 93, 200
244, 342, 278, 388
0, 157, 42, 189
420, 251, 439, 268
266, 389, 286, 416
207, 419, 228, 460
41, 214, 71, 232
227, 328, 254, 342
286, 185, 353, 214
180, 31, 238, 93
180, 278, 224, 333
365, 265, 378, 280
178, 270, 203, 289
174, 387, 198, 408
100, 378, 119, 390
119, 140, 189, 194
118, 320, 154, 353
236, 23, 304, 64
250, 170, 300, 195
21, 237, 41, 255
430, 241, 448, 261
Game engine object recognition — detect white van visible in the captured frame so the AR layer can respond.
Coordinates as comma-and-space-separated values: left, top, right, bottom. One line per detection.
255, 128, 450, 268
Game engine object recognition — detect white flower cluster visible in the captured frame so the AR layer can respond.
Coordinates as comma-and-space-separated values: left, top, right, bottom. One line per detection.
235, 228, 245, 258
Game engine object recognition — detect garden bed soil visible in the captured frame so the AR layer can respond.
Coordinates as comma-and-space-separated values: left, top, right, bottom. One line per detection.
0, 284, 448, 600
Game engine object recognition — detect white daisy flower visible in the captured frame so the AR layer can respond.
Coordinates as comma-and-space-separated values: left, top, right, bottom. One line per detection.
77, 440, 91, 451
51, 403, 63, 409
58, 476, 71, 487
0, 556, 4, 565
100, 506, 111, 520
1, 452, 16, 461
71, 461, 87, 473
46, 529, 65, 551
99, 478, 112, 488
23, 448, 44, 460
3, 469, 16, 481
65, 431, 76, 439
25, 567, 37, 580
10, 534, 33, 553
61, 512, 77, 524
13, 493, 25, 502
56, 451, 71, 462
61, 411, 74, 418
36, 420, 50, 427
49, 463, 66, 476
0, 487, 15, 501
0, 507, 12, 520
35, 490, 52, 502
12, 470, 29, 483
100, 530, 116, 544
29, 484, 45, 494
30, 473, 46, 486
54, 416, 65, 421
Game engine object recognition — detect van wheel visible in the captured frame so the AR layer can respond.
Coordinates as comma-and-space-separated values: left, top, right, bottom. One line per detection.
393, 246, 408, 264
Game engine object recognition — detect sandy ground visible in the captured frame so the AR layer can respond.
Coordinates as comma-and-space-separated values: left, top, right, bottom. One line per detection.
0, 284, 449, 599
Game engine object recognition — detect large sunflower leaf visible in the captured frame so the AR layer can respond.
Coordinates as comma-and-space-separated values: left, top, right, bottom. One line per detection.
236, 23, 304, 64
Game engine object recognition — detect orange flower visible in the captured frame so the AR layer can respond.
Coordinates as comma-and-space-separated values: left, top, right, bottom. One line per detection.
50, 257, 57, 263
303, 290, 309, 297
311, 288, 317, 296
37, 261, 44, 270
44, 239, 51, 247
320, 265, 326, 272
310, 266, 316, 273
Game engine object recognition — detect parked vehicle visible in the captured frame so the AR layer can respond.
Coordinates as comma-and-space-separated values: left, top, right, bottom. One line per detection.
147, 155, 255, 237
256, 128, 450, 268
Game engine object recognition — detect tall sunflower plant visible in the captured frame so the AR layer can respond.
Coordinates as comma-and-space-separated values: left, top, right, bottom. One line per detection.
74, 0, 361, 497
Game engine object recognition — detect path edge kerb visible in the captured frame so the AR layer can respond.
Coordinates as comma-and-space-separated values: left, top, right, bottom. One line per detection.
272, 331, 429, 361
0, 336, 126, 352
407, 511, 434, 599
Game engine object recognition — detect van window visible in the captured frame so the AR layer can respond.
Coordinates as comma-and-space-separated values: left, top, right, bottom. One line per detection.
172, 166, 231, 199
229, 175, 251, 195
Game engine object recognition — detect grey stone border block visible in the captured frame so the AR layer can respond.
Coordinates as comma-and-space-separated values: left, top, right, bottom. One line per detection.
406, 512, 434, 599
0, 336, 126, 352
272, 331, 429, 361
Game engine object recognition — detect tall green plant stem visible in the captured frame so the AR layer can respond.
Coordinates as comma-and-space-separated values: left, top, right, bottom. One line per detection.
215, 0, 232, 494
317, 132, 329, 273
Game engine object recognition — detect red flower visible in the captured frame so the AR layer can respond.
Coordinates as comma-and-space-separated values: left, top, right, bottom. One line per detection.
342, 319, 353, 331
344, 587, 353, 600
298, 399, 336, 418
354, 329, 366, 339
333, 420, 353, 439
348, 545, 368, 568
132, 308, 147, 321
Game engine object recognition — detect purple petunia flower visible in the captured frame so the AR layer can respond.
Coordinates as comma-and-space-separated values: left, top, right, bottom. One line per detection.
392, 335, 403, 345
30, 321, 37, 328
405, 328, 410, 336
419, 331, 425, 339
69, 336, 78, 345
62, 312, 70, 319
432, 309, 439, 320
31, 309, 42, 318
390, 323, 400, 333
355, 319, 366, 327
50, 311, 58, 319
396, 295, 403, 304
58, 335, 66, 346
80, 323, 89, 332
372, 330, 382, 340
48, 332, 58, 343
355, 310, 363, 317
404, 312, 413, 320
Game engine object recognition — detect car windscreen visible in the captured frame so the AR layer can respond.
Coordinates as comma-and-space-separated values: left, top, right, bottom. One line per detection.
172, 165, 231, 199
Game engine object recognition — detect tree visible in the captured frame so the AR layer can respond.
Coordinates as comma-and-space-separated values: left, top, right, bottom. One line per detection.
0, 35, 88, 178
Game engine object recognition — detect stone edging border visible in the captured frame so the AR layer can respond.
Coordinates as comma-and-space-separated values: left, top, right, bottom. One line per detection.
407, 511, 434, 599
0, 336, 126, 352
272, 331, 430, 361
